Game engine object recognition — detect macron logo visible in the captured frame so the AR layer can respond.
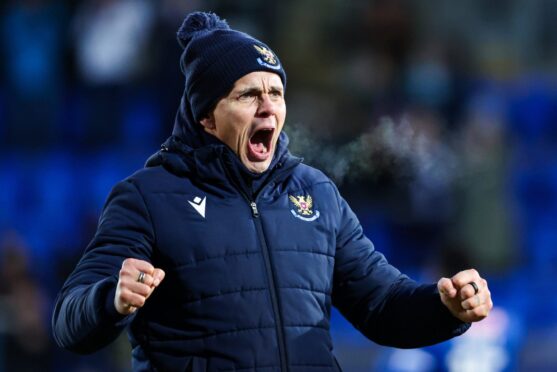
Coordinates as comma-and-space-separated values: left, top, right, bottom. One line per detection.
188, 196, 206, 218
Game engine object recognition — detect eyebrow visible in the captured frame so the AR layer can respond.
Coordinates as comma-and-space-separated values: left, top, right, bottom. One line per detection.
235, 85, 283, 95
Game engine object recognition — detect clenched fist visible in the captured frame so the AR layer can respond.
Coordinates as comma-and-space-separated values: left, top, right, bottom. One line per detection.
114, 258, 166, 315
437, 268, 493, 323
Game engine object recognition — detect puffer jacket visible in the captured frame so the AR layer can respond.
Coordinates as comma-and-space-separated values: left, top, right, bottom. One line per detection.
52, 95, 469, 371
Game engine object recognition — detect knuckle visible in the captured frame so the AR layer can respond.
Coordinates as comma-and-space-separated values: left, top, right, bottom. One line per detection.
460, 289, 469, 300
144, 276, 154, 286
155, 269, 165, 280
119, 276, 131, 288
122, 258, 134, 267
139, 285, 151, 296
120, 291, 132, 303
136, 297, 146, 307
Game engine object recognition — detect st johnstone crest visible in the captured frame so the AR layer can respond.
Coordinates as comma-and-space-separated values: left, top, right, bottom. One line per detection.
254, 44, 281, 70
289, 194, 320, 222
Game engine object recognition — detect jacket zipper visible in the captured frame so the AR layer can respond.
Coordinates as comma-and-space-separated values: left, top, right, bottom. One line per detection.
248, 199, 289, 372
219, 155, 299, 371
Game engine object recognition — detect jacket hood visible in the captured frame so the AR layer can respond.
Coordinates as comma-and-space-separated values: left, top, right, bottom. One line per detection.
169, 91, 217, 150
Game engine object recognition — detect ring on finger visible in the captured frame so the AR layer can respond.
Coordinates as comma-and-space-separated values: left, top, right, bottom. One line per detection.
137, 271, 146, 284
468, 281, 479, 295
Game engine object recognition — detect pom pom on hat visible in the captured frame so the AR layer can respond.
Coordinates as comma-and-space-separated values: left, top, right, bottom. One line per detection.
176, 11, 287, 122
177, 12, 229, 48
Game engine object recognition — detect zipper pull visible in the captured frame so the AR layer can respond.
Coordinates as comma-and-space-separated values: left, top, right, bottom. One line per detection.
250, 201, 259, 218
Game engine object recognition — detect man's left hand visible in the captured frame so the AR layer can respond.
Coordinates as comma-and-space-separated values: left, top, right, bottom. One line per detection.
437, 269, 493, 323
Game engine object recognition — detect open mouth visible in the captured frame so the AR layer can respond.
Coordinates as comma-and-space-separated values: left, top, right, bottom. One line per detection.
247, 127, 275, 162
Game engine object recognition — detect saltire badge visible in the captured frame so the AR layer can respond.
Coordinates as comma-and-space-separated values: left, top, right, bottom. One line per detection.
289, 194, 320, 222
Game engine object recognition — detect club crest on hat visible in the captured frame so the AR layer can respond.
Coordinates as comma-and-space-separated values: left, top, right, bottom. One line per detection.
289, 194, 320, 222
254, 44, 281, 70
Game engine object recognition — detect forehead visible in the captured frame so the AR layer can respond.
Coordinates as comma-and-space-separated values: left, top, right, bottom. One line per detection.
232, 71, 283, 89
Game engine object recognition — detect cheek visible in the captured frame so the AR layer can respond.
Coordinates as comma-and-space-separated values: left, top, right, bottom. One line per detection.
216, 111, 252, 147
277, 102, 286, 123
276, 105, 286, 132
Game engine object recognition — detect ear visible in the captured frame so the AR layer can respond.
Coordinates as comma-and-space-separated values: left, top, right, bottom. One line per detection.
200, 113, 216, 132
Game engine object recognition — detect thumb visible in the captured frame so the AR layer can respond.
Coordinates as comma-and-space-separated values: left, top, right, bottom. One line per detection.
152, 268, 166, 287
438, 277, 457, 298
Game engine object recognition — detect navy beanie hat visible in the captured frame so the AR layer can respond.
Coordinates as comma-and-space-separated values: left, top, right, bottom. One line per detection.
177, 12, 287, 122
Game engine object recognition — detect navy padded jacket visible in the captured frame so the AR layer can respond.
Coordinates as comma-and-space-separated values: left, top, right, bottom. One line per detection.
52, 99, 469, 371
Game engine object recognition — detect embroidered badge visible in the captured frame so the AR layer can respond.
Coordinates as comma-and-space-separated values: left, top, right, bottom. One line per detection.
289, 194, 320, 222
254, 44, 281, 70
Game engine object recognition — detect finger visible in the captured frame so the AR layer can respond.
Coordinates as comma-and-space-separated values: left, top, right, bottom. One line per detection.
461, 294, 483, 310
152, 268, 165, 287
122, 258, 155, 276
464, 302, 492, 321
123, 280, 153, 297
136, 271, 155, 287
119, 265, 146, 285
459, 282, 477, 300
451, 269, 481, 289
120, 259, 156, 288
122, 304, 137, 315
118, 289, 147, 309
438, 277, 457, 298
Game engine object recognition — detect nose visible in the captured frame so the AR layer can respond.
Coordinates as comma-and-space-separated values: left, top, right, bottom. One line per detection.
256, 94, 275, 118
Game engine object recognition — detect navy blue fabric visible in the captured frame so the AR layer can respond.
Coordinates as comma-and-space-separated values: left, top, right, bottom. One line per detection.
52, 73, 469, 370
176, 12, 286, 122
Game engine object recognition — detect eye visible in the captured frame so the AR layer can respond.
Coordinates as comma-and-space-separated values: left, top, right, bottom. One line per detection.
269, 90, 283, 99
238, 91, 258, 102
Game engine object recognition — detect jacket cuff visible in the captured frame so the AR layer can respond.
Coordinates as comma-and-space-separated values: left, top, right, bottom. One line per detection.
103, 284, 128, 323
432, 285, 471, 337
94, 276, 128, 324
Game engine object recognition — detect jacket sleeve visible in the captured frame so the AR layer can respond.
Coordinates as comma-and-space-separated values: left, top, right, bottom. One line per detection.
52, 179, 155, 354
331, 186, 470, 348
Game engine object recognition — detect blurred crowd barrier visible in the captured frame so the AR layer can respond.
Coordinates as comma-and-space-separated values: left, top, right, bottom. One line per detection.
1, 1, 557, 371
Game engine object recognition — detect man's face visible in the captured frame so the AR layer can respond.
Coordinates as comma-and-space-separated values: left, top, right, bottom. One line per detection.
200, 71, 286, 173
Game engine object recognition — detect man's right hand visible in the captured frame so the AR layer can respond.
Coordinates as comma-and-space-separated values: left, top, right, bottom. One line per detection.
114, 258, 166, 315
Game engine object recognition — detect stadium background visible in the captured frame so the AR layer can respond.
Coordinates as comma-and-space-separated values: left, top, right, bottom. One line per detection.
1, 0, 556, 371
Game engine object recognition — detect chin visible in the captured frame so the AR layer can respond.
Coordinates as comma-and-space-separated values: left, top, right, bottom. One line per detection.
248, 162, 270, 173
243, 159, 271, 173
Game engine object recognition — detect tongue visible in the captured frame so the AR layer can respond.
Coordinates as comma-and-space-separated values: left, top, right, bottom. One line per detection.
247, 132, 270, 161
252, 142, 268, 153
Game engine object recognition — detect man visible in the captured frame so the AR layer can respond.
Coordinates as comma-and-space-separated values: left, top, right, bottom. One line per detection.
52, 12, 493, 371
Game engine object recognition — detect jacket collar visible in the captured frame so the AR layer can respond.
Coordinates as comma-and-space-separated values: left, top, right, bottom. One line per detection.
145, 91, 301, 196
